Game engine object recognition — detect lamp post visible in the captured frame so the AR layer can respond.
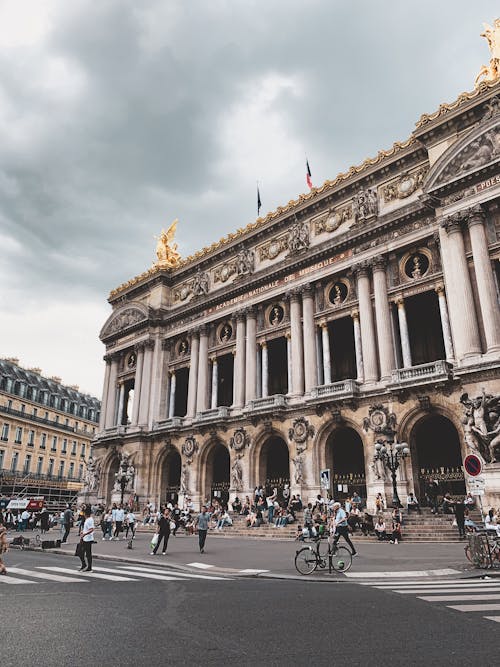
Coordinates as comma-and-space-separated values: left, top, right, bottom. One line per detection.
374, 439, 410, 508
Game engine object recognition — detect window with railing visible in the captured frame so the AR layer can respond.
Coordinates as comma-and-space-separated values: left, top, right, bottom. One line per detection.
40, 433, 47, 449
71, 440, 77, 455
36, 456, 43, 475
1, 423, 9, 441
51, 435, 57, 452
47, 458, 54, 476
69, 462, 75, 478
80, 443, 86, 458
58, 461, 65, 477
14, 426, 23, 444
0, 450, 4, 468
27, 430, 35, 446
23, 454, 31, 474
11, 452, 18, 472
62, 438, 67, 453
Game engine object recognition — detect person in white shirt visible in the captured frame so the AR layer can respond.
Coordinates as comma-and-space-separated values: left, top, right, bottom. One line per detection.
113, 505, 125, 540
79, 507, 95, 572
125, 511, 136, 539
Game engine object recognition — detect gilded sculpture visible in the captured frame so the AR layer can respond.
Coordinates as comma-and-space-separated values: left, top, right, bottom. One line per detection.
154, 219, 182, 268
475, 19, 500, 87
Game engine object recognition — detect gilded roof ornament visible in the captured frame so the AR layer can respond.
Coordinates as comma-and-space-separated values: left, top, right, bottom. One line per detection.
475, 19, 500, 87
154, 219, 182, 268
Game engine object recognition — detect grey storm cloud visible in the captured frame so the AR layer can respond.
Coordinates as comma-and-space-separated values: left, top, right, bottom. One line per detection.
0, 0, 496, 393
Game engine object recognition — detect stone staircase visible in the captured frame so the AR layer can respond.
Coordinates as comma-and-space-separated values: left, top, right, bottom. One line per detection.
209, 508, 483, 542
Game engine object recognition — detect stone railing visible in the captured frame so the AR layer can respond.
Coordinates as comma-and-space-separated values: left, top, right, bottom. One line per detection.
195, 407, 230, 421
308, 379, 360, 400
246, 395, 287, 412
389, 360, 452, 386
152, 417, 183, 431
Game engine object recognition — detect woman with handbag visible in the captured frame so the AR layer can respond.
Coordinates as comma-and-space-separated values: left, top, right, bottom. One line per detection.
150, 508, 171, 555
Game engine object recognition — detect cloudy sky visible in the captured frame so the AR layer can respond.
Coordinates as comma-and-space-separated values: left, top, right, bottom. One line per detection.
0, 0, 497, 397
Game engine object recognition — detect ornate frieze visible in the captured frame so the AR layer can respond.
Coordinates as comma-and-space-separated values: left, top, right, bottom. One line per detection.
181, 435, 199, 458
173, 269, 211, 302
288, 417, 315, 454
258, 235, 288, 261
313, 204, 352, 235
435, 122, 500, 185
101, 307, 147, 337
362, 404, 397, 437
382, 166, 428, 202
229, 427, 251, 453
213, 248, 255, 285
287, 219, 310, 255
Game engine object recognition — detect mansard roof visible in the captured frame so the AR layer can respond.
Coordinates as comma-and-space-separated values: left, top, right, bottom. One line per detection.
0, 358, 100, 416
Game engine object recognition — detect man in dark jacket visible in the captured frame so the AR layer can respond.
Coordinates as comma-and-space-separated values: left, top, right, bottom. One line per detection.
151, 508, 171, 555
62, 505, 73, 543
454, 499, 466, 539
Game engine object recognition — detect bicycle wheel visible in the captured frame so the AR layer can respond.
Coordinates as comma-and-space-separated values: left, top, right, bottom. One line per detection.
331, 546, 353, 572
464, 545, 473, 564
317, 537, 330, 559
295, 547, 318, 575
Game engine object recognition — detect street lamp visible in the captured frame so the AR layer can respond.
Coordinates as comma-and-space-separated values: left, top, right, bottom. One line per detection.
115, 467, 131, 505
374, 439, 410, 508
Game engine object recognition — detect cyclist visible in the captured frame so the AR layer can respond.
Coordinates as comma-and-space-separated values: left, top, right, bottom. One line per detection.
329, 502, 358, 557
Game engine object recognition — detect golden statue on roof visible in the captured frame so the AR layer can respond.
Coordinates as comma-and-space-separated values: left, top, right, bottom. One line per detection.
475, 18, 500, 87
154, 219, 181, 268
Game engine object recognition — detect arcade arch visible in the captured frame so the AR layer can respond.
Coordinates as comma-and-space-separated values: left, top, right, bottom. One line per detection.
204, 442, 230, 506
159, 447, 181, 505
325, 427, 366, 501
410, 414, 465, 500
258, 435, 290, 497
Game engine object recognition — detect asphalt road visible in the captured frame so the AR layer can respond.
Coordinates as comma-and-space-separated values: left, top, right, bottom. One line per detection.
0, 550, 496, 666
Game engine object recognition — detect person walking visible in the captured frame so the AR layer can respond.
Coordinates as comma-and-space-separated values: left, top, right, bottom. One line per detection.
62, 504, 73, 543
196, 505, 211, 553
330, 502, 357, 556
453, 499, 466, 539
0, 522, 8, 574
79, 507, 95, 572
151, 508, 171, 555
113, 505, 125, 540
125, 509, 136, 540
39, 506, 50, 534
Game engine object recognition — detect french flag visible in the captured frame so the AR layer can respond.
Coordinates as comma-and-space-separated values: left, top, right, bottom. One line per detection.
306, 160, 313, 189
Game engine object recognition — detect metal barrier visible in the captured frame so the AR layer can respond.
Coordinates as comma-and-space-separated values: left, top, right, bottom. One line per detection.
466, 532, 500, 569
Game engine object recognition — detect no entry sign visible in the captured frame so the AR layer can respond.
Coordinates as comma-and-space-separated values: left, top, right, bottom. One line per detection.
463, 454, 483, 477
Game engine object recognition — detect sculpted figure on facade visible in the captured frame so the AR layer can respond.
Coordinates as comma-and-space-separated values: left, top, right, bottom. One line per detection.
155, 220, 181, 268
236, 248, 255, 277
460, 390, 500, 462
103, 308, 146, 336
353, 188, 378, 222
180, 463, 190, 495
229, 427, 250, 453
475, 19, 500, 86
191, 269, 210, 297
83, 456, 101, 492
112, 451, 135, 493
287, 219, 310, 255
292, 454, 304, 484
231, 455, 243, 491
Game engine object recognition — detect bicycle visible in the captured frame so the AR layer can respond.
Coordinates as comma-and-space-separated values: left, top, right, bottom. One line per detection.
465, 532, 500, 568
295, 536, 353, 575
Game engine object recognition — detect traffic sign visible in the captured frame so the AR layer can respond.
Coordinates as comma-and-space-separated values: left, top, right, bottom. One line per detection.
463, 454, 483, 477
471, 489, 485, 496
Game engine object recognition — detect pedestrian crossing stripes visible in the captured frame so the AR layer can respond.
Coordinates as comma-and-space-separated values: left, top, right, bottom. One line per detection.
0, 563, 231, 586
357, 576, 500, 625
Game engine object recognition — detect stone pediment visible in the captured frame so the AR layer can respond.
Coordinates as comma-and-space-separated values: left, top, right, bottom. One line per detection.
100, 303, 148, 339
424, 109, 500, 193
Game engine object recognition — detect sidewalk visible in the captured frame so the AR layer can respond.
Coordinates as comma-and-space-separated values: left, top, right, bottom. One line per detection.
9, 527, 492, 580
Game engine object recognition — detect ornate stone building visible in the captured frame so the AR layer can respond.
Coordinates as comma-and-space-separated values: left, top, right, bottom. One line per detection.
94, 79, 500, 512
0, 358, 100, 506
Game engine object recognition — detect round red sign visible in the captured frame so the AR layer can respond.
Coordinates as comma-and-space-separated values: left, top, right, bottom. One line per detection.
463, 454, 482, 477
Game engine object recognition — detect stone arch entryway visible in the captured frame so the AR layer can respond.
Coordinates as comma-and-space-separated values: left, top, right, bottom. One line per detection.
411, 414, 466, 501
326, 427, 366, 501
159, 448, 181, 505
258, 436, 290, 498
102, 453, 120, 505
205, 442, 230, 507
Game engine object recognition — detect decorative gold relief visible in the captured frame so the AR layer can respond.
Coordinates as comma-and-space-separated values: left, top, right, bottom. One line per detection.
154, 220, 182, 268
382, 166, 428, 202
475, 19, 500, 87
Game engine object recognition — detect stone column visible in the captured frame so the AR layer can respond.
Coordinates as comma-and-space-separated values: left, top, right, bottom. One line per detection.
131, 345, 144, 426
351, 310, 364, 382
99, 355, 112, 429
261, 342, 269, 398
245, 308, 257, 402
321, 322, 332, 385
196, 325, 209, 413
233, 312, 246, 407
210, 358, 218, 409
440, 215, 481, 359
396, 297, 412, 368
286, 334, 292, 393
316, 327, 323, 385
151, 339, 170, 423
435, 286, 455, 361
302, 285, 317, 392
187, 330, 200, 418
116, 383, 125, 426
105, 354, 120, 428
355, 264, 378, 383
168, 371, 176, 418
467, 206, 500, 353
372, 257, 396, 380
138, 340, 154, 425
289, 290, 305, 394
256, 346, 262, 398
